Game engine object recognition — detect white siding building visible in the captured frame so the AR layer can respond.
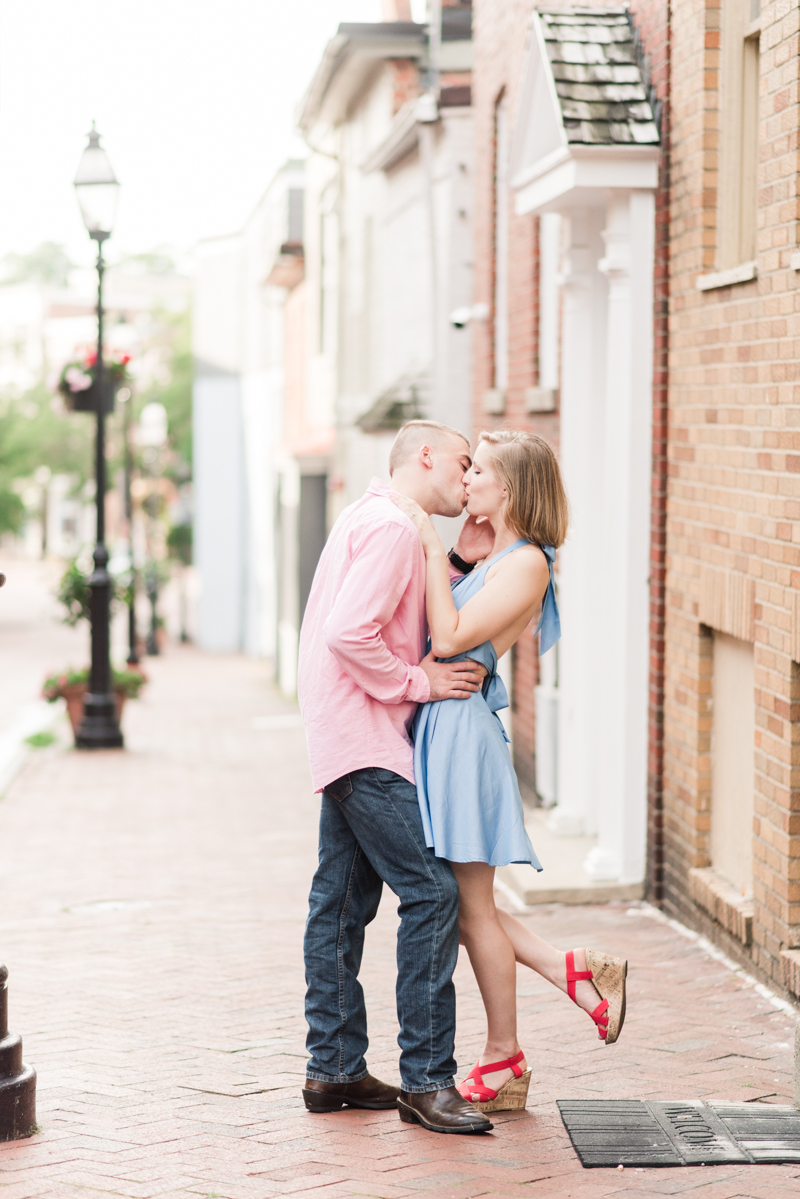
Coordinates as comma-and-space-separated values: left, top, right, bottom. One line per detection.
299, 12, 475, 528
193, 4, 476, 692
193, 162, 306, 657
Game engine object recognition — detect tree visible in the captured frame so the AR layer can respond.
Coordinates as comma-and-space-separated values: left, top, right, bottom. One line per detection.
116, 249, 176, 276
0, 241, 75, 288
0, 385, 93, 536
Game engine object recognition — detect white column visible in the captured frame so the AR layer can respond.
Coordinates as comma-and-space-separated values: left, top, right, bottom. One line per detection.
583, 190, 654, 884
534, 639, 558, 806
552, 207, 607, 836
538, 212, 561, 392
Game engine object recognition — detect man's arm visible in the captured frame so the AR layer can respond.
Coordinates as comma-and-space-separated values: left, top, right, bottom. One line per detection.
324, 521, 483, 703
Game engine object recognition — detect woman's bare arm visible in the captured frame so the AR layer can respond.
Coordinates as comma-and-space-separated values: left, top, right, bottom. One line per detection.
389, 492, 550, 658
423, 542, 548, 657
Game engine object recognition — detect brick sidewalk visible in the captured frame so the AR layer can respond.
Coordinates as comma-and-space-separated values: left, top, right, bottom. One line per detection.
0, 647, 799, 1199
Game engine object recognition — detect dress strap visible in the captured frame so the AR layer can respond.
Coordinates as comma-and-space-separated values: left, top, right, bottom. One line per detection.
476, 537, 529, 574
535, 544, 561, 655
475, 537, 561, 655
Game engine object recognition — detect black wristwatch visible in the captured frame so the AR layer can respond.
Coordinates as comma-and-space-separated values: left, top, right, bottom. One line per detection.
448, 548, 477, 575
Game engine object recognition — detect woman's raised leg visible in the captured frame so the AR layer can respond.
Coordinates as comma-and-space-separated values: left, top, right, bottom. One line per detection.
496, 910, 627, 1041
451, 861, 527, 1094
494, 911, 599, 1013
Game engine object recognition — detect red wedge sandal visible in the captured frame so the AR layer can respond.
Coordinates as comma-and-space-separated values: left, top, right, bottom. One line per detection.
566, 949, 627, 1044
457, 1049, 531, 1113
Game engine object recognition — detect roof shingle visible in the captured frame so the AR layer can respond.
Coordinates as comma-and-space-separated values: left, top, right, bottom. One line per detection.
540, 9, 660, 146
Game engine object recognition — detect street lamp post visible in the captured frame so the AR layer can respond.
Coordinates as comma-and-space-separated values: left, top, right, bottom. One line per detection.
73, 125, 123, 749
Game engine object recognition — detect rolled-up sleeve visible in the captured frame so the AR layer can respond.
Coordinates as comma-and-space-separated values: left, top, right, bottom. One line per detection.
323, 522, 431, 704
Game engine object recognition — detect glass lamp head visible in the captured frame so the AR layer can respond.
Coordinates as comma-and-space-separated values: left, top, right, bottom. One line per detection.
74, 125, 120, 241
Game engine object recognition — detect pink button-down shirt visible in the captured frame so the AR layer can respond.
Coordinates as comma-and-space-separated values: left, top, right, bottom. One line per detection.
298, 478, 432, 793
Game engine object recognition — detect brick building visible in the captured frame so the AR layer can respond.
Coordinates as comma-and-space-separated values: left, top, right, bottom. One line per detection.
663, 0, 800, 998
472, 0, 800, 1001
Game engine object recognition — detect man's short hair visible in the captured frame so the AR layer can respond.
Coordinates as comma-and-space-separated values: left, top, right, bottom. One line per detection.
388, 420, 470, 475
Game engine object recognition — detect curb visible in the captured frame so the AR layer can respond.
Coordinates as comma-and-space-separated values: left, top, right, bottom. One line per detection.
0, 701, 65, 798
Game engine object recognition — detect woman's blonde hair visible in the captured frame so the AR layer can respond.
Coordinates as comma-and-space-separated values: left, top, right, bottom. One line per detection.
478, 429, 569, 548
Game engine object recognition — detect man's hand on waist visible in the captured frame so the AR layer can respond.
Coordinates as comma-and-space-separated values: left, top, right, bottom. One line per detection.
420, 652, 487, 702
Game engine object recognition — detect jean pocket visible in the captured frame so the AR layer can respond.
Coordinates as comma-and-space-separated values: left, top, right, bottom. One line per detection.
372, 768, 416, 803
324, 774, 353, 803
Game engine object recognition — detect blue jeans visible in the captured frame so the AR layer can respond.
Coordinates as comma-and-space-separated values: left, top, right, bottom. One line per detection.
304, 767, 459, 1093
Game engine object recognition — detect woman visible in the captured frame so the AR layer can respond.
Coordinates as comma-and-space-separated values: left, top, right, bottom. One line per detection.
391, 429, 627, 1115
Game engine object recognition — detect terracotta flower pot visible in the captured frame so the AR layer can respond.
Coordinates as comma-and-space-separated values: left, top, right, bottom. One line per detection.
62, 682, 127, 736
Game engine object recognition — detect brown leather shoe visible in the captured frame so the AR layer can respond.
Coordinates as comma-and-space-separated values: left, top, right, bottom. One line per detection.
398, 1086, 493, 1134
302, 1073, 399, 1112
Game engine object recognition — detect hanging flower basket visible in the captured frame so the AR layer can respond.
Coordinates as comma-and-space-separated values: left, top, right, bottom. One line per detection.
57, 351, 131, 414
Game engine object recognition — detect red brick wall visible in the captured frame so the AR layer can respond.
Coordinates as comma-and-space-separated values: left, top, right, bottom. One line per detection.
388, 60, 420, 114
662, 0, 800, 993
628, 0, 672, 898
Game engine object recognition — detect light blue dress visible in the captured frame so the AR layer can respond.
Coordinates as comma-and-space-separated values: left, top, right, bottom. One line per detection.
413, 539, 561, 867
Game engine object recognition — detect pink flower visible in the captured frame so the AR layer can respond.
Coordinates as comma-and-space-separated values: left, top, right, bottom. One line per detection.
65, 367, 92, 392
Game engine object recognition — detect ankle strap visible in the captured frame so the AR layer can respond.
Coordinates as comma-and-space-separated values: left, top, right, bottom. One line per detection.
566, 949, 594, 1002
469, 1048, 525, 1081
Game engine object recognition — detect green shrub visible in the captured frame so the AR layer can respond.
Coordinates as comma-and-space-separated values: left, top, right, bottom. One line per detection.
25, 730, 57, 748
55, 558, 129, 627
43, 666, 146, 702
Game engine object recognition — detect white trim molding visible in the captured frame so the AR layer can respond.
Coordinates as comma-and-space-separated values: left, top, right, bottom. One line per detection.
696, 260, 757, 291
514, 144, 660, 217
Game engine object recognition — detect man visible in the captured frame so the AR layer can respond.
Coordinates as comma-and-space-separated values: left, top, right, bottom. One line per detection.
298, 421, 495, 1135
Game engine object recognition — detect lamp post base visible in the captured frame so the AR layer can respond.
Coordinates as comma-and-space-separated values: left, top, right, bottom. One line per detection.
0, 965, 37, 1142
0, 1065, 36, 1142
75, 693, 123, 749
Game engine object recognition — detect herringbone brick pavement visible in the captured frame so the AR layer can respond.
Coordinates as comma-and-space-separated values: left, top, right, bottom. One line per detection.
0, 647, 798, 1198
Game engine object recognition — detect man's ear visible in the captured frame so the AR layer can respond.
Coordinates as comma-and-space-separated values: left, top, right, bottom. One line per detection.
419, 444, 434, 470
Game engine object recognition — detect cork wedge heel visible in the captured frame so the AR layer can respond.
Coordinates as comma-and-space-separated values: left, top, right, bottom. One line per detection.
566, 949, 628, 1043
458, 1049, 530, 1112
585, 949, 627, 1045
473, 1069, 531, 1113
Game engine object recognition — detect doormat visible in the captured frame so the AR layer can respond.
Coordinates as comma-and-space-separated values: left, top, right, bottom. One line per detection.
557, 1099, 800, 1167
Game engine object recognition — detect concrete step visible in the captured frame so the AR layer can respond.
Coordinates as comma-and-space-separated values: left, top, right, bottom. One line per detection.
497, 807, 645, 906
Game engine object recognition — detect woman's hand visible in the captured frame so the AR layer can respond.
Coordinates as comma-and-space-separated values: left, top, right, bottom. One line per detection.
454, 514, 495, 567
389, 492, 444, 557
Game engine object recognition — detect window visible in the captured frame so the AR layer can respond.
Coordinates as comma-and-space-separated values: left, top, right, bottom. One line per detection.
718, 0, 761, 268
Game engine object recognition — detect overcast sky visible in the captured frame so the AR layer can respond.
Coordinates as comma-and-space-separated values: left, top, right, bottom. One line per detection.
0, 0, 426, 271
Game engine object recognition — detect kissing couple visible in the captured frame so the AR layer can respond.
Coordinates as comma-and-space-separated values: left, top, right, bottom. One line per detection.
297, 420, 627, 1135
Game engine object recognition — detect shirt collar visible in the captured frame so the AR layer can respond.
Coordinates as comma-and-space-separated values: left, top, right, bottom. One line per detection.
367, 477, 392, 497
